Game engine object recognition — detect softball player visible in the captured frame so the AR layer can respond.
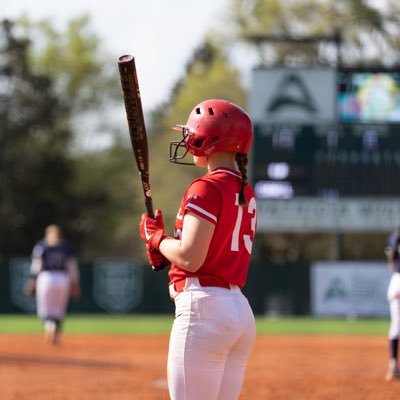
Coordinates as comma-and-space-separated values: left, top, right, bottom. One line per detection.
140, 99, 257, 400
25, 225, 81, 344
385, 227, 400, 381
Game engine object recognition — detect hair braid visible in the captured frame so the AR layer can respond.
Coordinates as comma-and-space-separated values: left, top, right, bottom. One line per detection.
236, 153, 248, 207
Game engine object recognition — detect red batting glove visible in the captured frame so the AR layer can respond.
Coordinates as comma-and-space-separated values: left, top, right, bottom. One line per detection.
146, 244, 171, 271
154, 208, 166, 229
139, 209, 168, 251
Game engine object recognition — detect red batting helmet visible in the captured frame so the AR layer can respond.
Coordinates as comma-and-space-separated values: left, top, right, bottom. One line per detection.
169, 99, 253, 164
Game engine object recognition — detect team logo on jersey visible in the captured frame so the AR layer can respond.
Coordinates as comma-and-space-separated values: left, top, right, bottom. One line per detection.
93, 260, 143, 313
9, 258, 37, 313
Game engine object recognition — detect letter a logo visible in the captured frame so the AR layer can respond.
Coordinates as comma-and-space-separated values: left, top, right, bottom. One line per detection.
267, 73, 318, 115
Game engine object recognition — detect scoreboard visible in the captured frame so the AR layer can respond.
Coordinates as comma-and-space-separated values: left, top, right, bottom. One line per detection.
253, 122, 400, 199
251, 68, 400, 200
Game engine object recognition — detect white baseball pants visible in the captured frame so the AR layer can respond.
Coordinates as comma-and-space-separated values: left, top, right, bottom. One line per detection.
36, 271, 71, 321
387, 272, 400, 339
167, 277, 256, 400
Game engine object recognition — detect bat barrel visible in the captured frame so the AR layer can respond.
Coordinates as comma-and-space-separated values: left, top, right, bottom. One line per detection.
118, 54, 155, 219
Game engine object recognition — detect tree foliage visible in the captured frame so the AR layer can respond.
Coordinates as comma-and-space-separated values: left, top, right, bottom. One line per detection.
0, 17, 134, 257
18, 15, 119, 110
226, 0, 400, 67
0, 20, 76, 254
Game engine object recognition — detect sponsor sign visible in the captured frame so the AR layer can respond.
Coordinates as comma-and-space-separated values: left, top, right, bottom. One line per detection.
257, 198, 400, 232
311, 262, 391, 317
9, 258, 36, 313
250, 67, 336, 124
93, 260, 143, 313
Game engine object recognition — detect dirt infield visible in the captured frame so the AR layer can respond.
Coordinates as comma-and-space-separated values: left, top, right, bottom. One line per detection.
0, 334, 399, 399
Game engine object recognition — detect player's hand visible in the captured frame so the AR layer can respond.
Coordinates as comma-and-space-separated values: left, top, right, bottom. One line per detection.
154, 208, 165, 229
24, 278, 36, 299
140, 209, 168, 251
146, 244, 170, 271
70, 281, 81, 301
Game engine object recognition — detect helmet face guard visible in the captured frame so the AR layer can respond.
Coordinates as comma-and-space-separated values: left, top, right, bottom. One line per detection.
169, 99, 253, 165
169, 126, 195, 165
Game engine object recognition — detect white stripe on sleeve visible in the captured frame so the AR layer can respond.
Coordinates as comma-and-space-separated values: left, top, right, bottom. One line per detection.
186, 203, 218, 222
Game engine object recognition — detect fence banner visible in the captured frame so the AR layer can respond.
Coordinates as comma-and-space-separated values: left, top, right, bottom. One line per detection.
257, 198, 400, 232
93, 259, 143, 313
9, 257, 36, 313
311, 261, 391, 317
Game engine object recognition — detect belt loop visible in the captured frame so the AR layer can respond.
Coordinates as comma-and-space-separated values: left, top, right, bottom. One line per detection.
229, 283, 240, 292
169, 283, 179, 300
185, 277, 198, 289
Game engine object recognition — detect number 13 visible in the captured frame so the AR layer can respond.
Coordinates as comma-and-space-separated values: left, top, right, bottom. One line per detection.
231, 194, 257, 254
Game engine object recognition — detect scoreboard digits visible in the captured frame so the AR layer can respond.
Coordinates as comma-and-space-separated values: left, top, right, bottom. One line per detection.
253, 123, 400, 198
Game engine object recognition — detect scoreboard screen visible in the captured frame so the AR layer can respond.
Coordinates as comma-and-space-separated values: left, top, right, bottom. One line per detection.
338, 70, 400, 123
252, 122, 400, 199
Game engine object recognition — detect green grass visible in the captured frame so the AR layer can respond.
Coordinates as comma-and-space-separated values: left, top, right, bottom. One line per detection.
0, 314, 391, 335
0, 314, 174, 334
255, 316, 390, 335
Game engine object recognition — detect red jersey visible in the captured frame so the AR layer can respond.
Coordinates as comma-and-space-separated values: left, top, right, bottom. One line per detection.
168, 167, 257, 288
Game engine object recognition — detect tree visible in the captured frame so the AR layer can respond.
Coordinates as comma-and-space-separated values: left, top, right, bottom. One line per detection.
18, 15, 122, 153
0, 17, 136, 258
0, 20, 76, 254
226, 0, 400, 67
69, 142, 143, 258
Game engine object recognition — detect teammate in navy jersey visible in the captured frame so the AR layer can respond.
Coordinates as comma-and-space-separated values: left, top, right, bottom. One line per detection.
385, 227, 400, 381
139, 99, 257, 400
25, 225, 81, 344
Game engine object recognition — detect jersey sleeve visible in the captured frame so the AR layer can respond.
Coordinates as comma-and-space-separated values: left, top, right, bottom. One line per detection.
30, 242, 44, 275
32, 241, 45, 259
182, 179, 221, 225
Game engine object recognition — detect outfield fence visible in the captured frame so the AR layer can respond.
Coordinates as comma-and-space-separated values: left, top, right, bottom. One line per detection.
0, 258, 390, 317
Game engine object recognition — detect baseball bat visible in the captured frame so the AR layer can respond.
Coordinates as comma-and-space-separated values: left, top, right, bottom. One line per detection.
118, 55, 166, 271
118, 54, 154, 218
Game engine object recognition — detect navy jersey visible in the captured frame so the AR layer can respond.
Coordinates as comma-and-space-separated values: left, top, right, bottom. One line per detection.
32, 239, 75, 272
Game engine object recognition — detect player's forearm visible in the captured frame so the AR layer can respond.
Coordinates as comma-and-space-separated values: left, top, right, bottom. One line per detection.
159, 237, 204, 272
30, 258, 42, 275
66, 258, 80, 283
